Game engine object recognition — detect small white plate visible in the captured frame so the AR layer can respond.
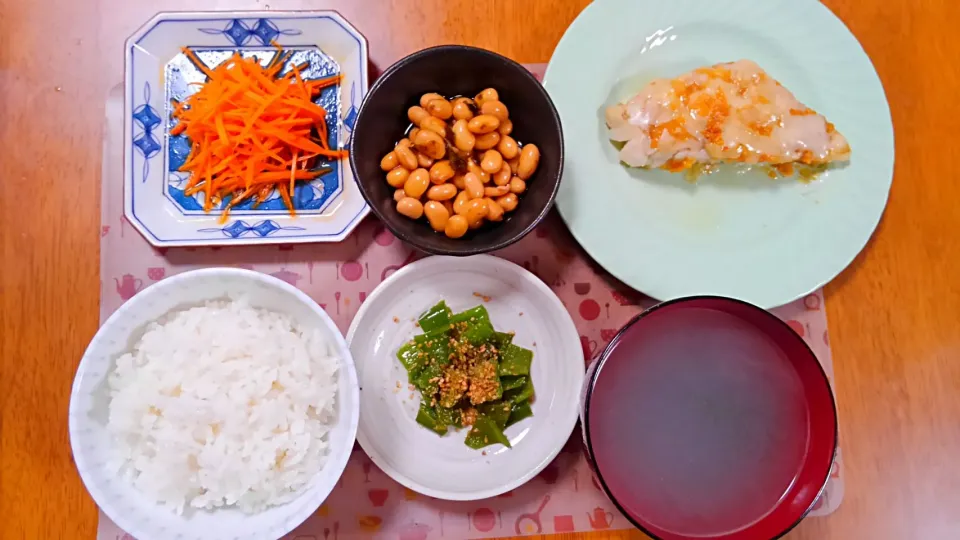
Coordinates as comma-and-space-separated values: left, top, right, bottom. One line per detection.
544, 0, 894, 308
346, 255, 584, 500
124, 11, 369, 246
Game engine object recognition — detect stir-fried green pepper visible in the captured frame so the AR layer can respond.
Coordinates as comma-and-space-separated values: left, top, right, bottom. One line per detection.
506, 402, 534, 427
416, 403, 448, 435
397, 341, 423, 374
413, 328, 452, 366
450, 305, 495, 344
397, 300, 535, 450
418, 301, 452, 333
436, 406, 463, 428
479, 400, 513, 430
492, 331, 514, 350
505, 376, 535, 405
500, 375, 527, 392
465, 415, 512, 449
498, 343, 533, 376
413, 363, 443, 396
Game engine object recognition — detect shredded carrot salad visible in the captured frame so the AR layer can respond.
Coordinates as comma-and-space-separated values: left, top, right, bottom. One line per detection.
171, 44, 346, 222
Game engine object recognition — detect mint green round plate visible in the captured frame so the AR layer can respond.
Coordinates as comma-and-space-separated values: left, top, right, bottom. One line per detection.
544, 0, 893, 308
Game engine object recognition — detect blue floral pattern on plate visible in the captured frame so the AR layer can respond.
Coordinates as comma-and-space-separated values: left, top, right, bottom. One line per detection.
198, 219, 306, 238
131, 82, 162, 183
198, 18, 302, 46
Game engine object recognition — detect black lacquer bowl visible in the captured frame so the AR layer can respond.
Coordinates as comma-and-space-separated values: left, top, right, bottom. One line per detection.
349, 45, 563, 255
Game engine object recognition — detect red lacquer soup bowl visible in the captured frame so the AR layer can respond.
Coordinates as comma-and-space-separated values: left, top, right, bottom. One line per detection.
580, 296, 837, 540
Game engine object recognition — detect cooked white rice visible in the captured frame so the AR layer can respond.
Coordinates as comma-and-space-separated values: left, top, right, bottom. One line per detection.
106, 297, 339, 514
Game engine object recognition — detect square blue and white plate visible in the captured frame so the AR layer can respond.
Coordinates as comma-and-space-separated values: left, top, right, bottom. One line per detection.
124, 11, 369, 246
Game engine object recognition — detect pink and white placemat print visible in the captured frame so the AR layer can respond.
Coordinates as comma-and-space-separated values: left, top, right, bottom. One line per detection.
97, 65, 843, 540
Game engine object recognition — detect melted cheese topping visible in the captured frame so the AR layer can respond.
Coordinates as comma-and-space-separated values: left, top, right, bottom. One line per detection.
606, 60, 851, 173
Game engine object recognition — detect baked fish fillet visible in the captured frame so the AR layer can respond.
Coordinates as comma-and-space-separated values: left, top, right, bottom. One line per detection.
605, 60, 851, 176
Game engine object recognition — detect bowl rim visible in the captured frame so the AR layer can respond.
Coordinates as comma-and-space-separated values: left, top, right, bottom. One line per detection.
348, 44, 565, 256
68, 267, 360, 540
581, 294, 839, 540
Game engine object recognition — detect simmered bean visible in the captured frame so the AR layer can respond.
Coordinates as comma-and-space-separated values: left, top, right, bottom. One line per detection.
385, 88, 540, 238
466, 159, 490, 184
517, 144, 540, 180
480, 150, 503, 174
419, 116, 448, 136
452, 97, 475, 121
395, 143, 418, 170
480, 100, 509, 122
485, 197, 504, 222
381, 151, 399, 171
404, 168, 431, 199
507, 157, 520, 175
424, 201, 449, 232
444, 214, 469, 238
453, 190, 471, 215
493, 163, 512, 186
416, 152, 434, 168
467, 115, 500, 134
464, 172, 485, 199
452, 119, 476, 152
464, 198, 489, 227
474, 132, 500, 151
484, 185, 510, 197
408, 106, 429, 126
429, 160, 454, 184
475, 88, 499, 107
414, 129, 446, 160
397, 197, 424, 219
426, 183, 457, 201
425, 98, 453, 120
497, 136, 519, 159
496, 193, 519, 212
386, 166, 410, 188
420, 93, 444, 108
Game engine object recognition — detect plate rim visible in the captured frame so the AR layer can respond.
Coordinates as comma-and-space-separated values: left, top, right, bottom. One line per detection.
543, 0, 895, 308
122, 11, 370, 247
345, 254, 585, 500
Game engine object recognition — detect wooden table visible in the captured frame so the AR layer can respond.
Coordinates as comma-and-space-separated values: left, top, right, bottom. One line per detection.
2, 0, 958, 538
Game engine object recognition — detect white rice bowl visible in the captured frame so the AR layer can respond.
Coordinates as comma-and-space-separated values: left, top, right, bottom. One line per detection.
69, 268, 359, 540
108, 298, 339, 514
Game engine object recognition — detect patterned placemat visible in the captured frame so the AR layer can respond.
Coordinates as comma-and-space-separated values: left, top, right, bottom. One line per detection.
96, 64, 843, 540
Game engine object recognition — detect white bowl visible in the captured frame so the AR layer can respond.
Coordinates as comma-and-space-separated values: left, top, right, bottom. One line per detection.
68, 268, 359, 540
346, 255, 584, 500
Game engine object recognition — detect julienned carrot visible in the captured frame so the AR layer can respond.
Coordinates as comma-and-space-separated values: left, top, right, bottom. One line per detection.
171, 44, 347, 222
